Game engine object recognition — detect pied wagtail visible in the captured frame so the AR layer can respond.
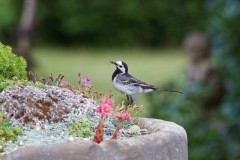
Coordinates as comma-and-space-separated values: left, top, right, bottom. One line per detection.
110, 61, 182, 106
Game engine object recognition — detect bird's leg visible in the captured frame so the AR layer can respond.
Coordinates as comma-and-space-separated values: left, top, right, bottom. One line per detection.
126, 95, 133, 107
126, 95, 130, 106
129, 96, 133, 106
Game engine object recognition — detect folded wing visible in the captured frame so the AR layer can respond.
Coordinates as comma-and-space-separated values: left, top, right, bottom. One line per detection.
117, 73, 157, 90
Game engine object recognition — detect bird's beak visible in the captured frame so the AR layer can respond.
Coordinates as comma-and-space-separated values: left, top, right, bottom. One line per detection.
110, 61, 117, 65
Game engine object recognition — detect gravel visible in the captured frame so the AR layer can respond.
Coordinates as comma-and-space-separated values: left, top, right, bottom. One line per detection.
3, 114, 117, 154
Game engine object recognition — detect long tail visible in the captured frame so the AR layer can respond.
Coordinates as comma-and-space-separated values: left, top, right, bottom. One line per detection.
156, 88, 183, 94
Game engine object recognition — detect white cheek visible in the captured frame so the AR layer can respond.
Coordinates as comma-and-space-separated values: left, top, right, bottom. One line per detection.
120, 68, 125, 72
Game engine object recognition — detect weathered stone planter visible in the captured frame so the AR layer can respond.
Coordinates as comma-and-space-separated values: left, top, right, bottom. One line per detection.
4, 118, 188, 160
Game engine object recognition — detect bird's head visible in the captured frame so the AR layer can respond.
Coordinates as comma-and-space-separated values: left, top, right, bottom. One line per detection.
110, 61, 128, 73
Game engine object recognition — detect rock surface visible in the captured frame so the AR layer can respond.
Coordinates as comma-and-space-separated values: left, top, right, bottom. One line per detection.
4, 118, 188, 160
0, 86, 98, 125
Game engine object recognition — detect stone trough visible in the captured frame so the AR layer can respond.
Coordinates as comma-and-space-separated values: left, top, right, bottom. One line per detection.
4, 118, 188, 160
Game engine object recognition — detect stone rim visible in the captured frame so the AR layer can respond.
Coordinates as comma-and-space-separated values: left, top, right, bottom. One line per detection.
4, 118, 188, 160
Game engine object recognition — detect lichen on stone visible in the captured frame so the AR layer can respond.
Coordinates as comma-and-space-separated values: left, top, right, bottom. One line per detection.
0, 85, 98, 126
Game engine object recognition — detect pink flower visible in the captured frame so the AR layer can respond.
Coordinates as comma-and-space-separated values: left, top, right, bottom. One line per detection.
81, 76, 91, 87
115, 112, 131, 122
97, 103, 113, 116
102, 98, 114, 107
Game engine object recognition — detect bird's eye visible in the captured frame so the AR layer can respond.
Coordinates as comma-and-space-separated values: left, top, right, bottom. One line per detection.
119, 65, 123, 68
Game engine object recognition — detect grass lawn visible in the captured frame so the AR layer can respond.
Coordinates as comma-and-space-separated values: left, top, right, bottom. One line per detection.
32, 47, 186, 115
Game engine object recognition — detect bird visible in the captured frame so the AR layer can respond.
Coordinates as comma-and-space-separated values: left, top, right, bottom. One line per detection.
110, 61, 182, 106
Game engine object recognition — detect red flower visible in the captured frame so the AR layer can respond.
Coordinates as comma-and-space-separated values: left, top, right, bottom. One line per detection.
115, 112, 131, 122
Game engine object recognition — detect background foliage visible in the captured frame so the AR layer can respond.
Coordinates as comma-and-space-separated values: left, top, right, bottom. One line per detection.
147, 1, 240, 159
0, 0, 207, 46
0, 0, 21, 43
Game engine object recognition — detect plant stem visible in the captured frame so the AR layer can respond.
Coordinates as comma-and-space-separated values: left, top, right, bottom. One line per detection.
93, 116, 105, 144
111, 123, 122, 140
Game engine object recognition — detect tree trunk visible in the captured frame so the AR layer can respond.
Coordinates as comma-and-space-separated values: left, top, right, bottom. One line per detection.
15, 0, 38, 71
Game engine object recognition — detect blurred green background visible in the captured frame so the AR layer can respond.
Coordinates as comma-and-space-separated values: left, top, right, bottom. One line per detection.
1, 0, 240, 159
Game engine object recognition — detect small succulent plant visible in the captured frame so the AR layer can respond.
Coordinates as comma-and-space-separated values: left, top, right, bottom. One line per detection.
0, 112, 23, 146
0, 43, 27, 91
0, 80, 14, 93
68, 117, 93, 138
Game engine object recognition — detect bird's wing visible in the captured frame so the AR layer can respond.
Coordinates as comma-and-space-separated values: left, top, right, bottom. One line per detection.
117, 73, 156, 90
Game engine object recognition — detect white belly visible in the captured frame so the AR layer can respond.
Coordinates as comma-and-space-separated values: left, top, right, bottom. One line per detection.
113, 82, 140, 95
